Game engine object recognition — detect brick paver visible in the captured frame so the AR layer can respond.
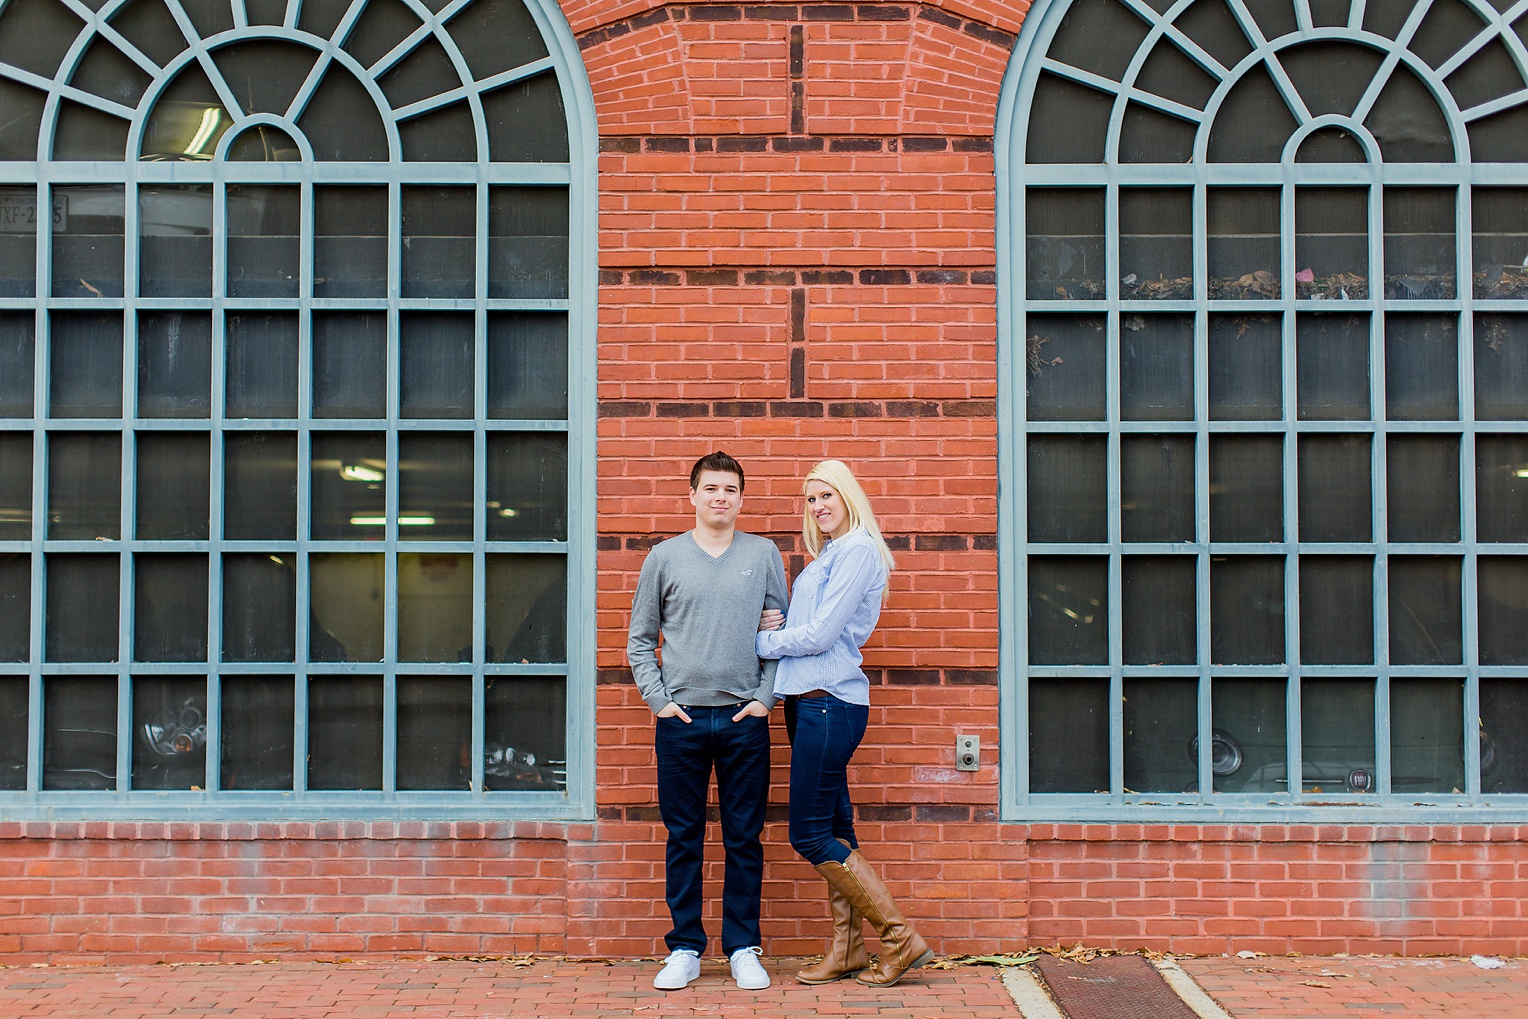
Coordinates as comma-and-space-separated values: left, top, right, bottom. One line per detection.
1180, 954, 1528, 1018
0, 958, 1020, 1018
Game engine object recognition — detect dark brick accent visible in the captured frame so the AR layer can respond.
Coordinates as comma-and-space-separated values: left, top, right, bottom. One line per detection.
801, 269, 855, 285
973, 806, 1002, 823
773, 135, 824, 151
597, 667, 633, 685
689, 3, 742, 19
858, 4, 911, 20
657, 401, 710, 418
963, 20, 1016, 48
745, 269, 799, 285
598, 137, 640, 152
953, 136, 995, 152
901, 136, 948, 152
599, 269, 625, 285
857, 805, 912, 822
694, 137, 714, 151
624, 806, 664, 822
790, 287, 806, 342
717, 136, 769, 152
885, 399, 941, 417
598, 401, 651, 417
770, 400, 824, 417
711, 400, 768, 417
769, 534, 796, 552
916, 804, 973, 823
885, 535, 911, 551
829, 401, 882, 417
789, 24, 805, 76
946, 668, 999, 686
942, 399, 996, 418
628, 269, 681, 285
789, 348, 806, 399
626, 535, 664, 551
863, 668, 884, 685
685, 268, 740, 286
888, 668, 942, 685
746, 4, 798, 19
596, 535, 621, 551
971, 269, 997, 285
915, 268, 968, 284
631, 7, 672, 29
829, 137, 885, 152
645, 136, 691, 152
859, 268, 912, 285
915, 534, 968, 551
972, 534, 997, 551
764, 805, 790, 823
917, 5, 961, 30
803, 4, 856, 19
790, 81, 805, 134
597, 806, 624, 820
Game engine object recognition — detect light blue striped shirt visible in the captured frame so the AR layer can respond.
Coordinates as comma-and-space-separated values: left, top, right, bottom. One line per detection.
756, 528, 886, 706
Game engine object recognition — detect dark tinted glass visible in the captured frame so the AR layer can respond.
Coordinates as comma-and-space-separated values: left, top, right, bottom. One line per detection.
1025, 314, 1106, 420
0, 434, 31, 539
1297, 314, 1370, 420
489, 188, 568, 300
1299, 556, 1373, 664
486, 554, 566, 664
222, 554, 296, 663
43, 676, 116, 790
1027, 556, 1108, 665
314, 187, 388, 297
0, 554, 29, 662
401, 313, 474, 419
221, 676, 294, 790
1389, 556, 1463, 665
1476, 436, 1528, 542
1027, 189, 1105, 300
1027, 436, 1106, 543
311, 433, 386, 540
1481, 679, 1528, 792
399, 434, 473, 541
1297, 434, 1372, 542
1387, 436, 1460, 543
134, 554, 208, 662
402, 186, 474, 299
1385, 315, 1458, 420
1123, 678, 1197, 794
1391, 678, 1464, 794
1030, 676, 1109, 793
135, 432, 209, 540
45, 554, 119, 662
309, 554, 384, 663
485, 74, 569, 162
1383, 189, 1456, 299
1209, 190, 1280, 298
1119, 190, 1191, 299
1472, 190, 1528, 299
1120, 314, 1192, 419
1121, 435, 1195, 542
397, 676, 471, 790
48, 431, 121, 540
1474, 315, 1528, 420
1211, 678, 1287, 793
1301, 678, 1375, 794
49, 312, 122, 418
131, 675, 206, 790
1210, 556, 1284, 665
139, 186, 213, 298
484, 675, 566, 791
307, 677, 382, 789
487, 433, 569, 541
52, 186, 124, 298
1122, 556, 1195, 664
226, 313, 299, 418
1479, 557, 1528, 665
398, 553, 472, 662
1208, 314, 1281, 420
137, 311, 211, 418
313, 313, 386, 419
0, 313, 34, 416
0, 674, 24, 788
224, 432, 298, 540
0, 186, 38, 297
227, 185, 299, 297
1209, 435, 1282, 542
1295, 189, 1367, 297
488, 313, 569, 419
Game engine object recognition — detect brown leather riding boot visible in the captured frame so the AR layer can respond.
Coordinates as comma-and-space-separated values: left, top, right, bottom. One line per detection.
815, 850, 933, 987
795, 881, 869, 984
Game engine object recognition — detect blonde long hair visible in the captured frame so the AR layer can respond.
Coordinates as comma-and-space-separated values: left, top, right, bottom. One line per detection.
801, 460, 896, 582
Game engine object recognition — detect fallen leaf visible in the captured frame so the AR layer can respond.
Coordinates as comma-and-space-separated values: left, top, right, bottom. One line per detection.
1301, 980, 1333, 988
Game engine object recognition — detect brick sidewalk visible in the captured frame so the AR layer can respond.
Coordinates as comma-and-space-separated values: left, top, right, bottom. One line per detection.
0, 958, 1020, 1018
1179, 954, 1528, 1018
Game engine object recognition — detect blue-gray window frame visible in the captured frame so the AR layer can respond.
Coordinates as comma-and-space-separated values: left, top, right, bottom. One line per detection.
995, 0, 1528, 822
0, 0, 599, 820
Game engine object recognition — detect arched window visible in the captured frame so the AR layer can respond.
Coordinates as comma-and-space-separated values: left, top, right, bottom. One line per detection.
0, 0, 596, 818
998, 0, 1528, 819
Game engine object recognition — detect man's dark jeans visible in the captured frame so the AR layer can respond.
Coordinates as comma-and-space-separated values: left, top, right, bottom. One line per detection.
654, 705, 771, 955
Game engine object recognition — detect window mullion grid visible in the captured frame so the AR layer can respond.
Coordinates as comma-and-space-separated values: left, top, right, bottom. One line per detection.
1280, 168, 1301, 805
473, 177, 490, 799
1366, 174, 1393, 801
27, 275, 45, 791
1013, 177, 1032, 807
1459, 171, 1482, 798
205, 175, 229, 795
381, 175, 404, 797
293, 257, 315, 794
1105, 180, 1123, 800
118, 171, 143, 793
1194, 170, 1212, 803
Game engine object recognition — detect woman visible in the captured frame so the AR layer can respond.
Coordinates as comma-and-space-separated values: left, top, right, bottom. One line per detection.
756, 459, 932, 987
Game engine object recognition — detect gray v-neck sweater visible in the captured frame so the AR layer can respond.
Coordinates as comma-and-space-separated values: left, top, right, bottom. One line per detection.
627, 531, 789, 713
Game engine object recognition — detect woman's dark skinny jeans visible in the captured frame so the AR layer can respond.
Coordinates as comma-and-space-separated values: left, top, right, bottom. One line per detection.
784, 693, 869, 866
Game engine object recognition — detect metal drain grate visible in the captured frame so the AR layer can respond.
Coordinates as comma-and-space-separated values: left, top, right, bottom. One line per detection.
1033, 955, 1203, 1019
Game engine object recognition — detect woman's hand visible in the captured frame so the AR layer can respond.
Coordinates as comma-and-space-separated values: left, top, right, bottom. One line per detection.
759, 609, 784, 632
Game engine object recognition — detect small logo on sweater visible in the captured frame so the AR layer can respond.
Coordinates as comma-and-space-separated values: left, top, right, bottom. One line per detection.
739, 569, 753, 576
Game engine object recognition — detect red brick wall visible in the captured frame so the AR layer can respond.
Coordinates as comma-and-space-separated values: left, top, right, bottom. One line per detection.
4, 0, 1527, 964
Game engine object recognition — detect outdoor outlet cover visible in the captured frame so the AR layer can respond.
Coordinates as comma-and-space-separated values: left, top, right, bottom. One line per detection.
956, 734, 980, 771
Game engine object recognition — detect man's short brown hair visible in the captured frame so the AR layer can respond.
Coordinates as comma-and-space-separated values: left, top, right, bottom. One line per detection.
689, 451, 745, 492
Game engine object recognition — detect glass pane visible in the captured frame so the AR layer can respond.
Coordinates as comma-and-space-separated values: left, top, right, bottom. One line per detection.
0, 675, 24, 788
376, 31, 459, 109
1119, 189, 1191, 299
400, 102, 477, 163
1209, 435, 1282, 542
214, 39, 315, 114
1297, 314, 1370, 420
314, 187, 387, 298
1366, 65, 1454, 162
1121, 435, 1194, 543
138, 65, 232, 160
1299, 556, 1373, 664
485, 75, 569, 163
1027, 189, 1105, 300
1123, 678, 1196, 793
399, 434, 473, 541
1476, 436, 1528, 542
401, 313, 473, 419
1479, 557, 1528, 665
298, 66, 389, 161
224, 432, 297, 540
134, 554, 208, 662
1029, 677, 1109, 793
310, 554, 384, 663
1387, 436, 1460, 543
307, 677, 382, 790
43, 676, 116, 790
1295, 126, 1366, 165
1211, 678, 1286, 793
1297, 434, 1372, 542
139, 186, 213, 298
221, 676, 294, 790
1120, 314, 1192, 419
1208, 189, 1279, 299
1122, 556, 1195, 665
52, 186, 124, 298
50, 312, 123, 418
131, 675, 206, 790
1391, 678, 1464, 794
446, 0, 548, 78
227, 125, 303, 162
1481, 679, 1528, 793
1295, 189, 1368, 298
402, 186, 473, 299
46, 554, 119, 662
1472, 190, 1528, 299
1283, 42, 1384, 117
135, 432, 208, 540
226, 312, 299, 418
0, 434, 31, 539
1209, 65, 1300, 162
398, 553, 472, 662
1385, 315, 1458, 420
487, 433, 568, 541
487, 313, 569, 419
0, 80, 44, 161
397, 676, 471, 790
1301, 678, 1375, 794
311, 433, 386, 540
1383, 189, 1456, 299
222, 554, 296, 663
1120, 102, 1197, 163
485, 554, 566, 663
1208, 314, 1281, 420
1025, 314, 1106, 421
1046, 0, 1149, 78
0, 186, 38, 297
1210, 556, 1284, 665
1389, 556, 1462, 665
48, 431, 121, 540
137, 311, 211, 418
313, 313, 386, 419
227, 185, 299, 298
1026, 74, 1110, 163
1475, 315, 1528, 420
0, 553, 29, 661
1027, 556, 1108, 665
1027, 436, 1105, 543
0, 312, 34, 416
488, 188, 568, 300
485, 675, 567, 791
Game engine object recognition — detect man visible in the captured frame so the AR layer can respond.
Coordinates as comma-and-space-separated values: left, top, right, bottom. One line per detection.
627, 451, 788, 991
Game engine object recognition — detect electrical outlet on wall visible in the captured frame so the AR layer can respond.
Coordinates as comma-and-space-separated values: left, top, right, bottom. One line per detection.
956, 734, 980, 771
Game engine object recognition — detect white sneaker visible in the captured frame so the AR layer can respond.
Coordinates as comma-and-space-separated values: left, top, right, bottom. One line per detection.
654, 949, 701, 990
729, 946, 771, 990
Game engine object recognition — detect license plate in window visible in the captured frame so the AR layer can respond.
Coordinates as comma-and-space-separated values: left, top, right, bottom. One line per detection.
0, 192, 68, 233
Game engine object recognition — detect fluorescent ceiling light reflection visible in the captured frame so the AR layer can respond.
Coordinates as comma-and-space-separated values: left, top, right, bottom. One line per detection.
498, 507, 518, 517
1515, 468, 1528, 479
349, 515, 435, 526
184, 108, 222, 157
340, 464, 386, 482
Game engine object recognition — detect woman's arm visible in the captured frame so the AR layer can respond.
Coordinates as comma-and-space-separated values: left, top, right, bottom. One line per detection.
756, 540, 881, 659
